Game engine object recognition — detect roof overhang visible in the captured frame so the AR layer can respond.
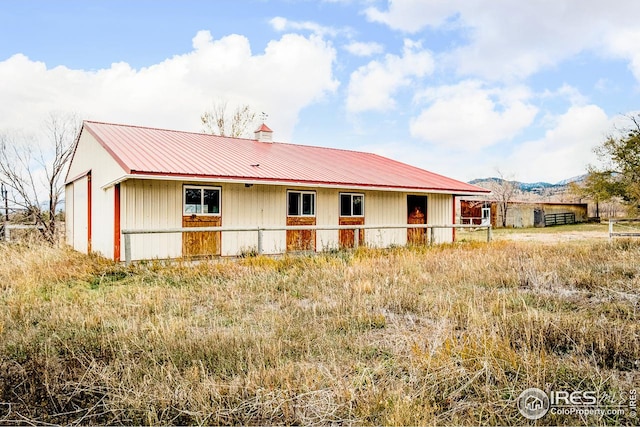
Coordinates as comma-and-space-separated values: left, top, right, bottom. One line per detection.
101, 172, 490, 196
65, 169, 91, 185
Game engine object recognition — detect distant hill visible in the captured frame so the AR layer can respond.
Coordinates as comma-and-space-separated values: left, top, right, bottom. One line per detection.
469, 175, 587, 200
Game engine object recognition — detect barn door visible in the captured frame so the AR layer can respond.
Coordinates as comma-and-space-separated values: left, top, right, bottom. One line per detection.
407, 195, 427, 245
182, 186, 221, 257
534, 208, 544, 227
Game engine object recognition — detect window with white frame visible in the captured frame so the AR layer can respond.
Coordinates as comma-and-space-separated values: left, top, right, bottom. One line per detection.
340, 193, 364, 217
287, 190, 316, 216
183, 185, 221, 215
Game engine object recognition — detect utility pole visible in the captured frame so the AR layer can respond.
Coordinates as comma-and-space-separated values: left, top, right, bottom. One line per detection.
1, 182, 7, 222
1, 182, 7, 241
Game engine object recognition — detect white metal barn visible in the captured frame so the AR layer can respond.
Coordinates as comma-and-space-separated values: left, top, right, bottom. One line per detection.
65, 121, 489, 261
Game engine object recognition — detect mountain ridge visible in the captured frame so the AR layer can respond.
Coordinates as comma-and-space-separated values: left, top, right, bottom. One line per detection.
468, 175, 587, 198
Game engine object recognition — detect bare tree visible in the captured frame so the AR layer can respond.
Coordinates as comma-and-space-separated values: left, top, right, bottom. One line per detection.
0, 113, 80, 243
483, 170, 520, 228
201, 101, 257, 138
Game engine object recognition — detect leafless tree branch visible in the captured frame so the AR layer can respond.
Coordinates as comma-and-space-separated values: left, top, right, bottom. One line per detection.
201, 101, 257, 138
0, 112, 80, 243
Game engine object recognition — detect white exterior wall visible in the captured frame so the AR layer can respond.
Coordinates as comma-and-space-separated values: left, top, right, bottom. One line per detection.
316, 188, 339, 251
117, 180, 458, 259
70, 176, 88, 253
221, 184, 286, 256
65, 184, 74, 247
365, 190, 406, 247
427, 193, 454, 243
65, 131, 126, 258
120, 179, 182, 261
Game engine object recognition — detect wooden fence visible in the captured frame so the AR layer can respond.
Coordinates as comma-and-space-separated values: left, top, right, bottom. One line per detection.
609, 218, 640, 239
2, 224, 45, 241
544, 212, 576, 227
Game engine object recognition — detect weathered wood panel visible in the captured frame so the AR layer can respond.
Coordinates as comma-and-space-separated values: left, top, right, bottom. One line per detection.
182, 215, 221, 257
339, 216, 364, 248
286, 216, 316, 252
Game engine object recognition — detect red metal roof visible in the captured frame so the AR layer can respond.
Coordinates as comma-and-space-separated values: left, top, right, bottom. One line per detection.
81, 120, 489, 194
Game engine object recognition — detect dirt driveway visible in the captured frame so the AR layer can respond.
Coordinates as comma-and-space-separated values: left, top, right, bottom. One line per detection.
496, 229, 609, 243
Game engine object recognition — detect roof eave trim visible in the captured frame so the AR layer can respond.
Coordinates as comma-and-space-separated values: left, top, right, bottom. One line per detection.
65, 169, 91, 185
101, 173, 490, 195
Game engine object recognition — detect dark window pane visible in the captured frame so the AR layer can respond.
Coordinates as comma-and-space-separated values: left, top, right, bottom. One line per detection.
185, 188, 201, 213
340, 194, 351, 216
288, 192, 300, 216
302, 193, 314, 215
203, 189, 220, 214
353, 195, 363, 216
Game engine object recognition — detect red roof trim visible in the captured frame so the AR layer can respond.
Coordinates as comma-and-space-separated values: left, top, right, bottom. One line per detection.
83, 123, 132, 174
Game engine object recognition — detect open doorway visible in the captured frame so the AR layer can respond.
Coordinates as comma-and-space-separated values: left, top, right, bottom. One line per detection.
407, 195, 427, 244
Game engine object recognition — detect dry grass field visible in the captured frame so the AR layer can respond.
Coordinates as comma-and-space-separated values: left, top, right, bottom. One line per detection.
0, 231, 639, 425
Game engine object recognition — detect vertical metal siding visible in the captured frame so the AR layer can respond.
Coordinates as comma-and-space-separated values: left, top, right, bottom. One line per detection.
72, 176, 88, 253
428, 193, 453, 243
365, 191, 406, 247
316, 188, 339, 251
121, 179, 182, 260
91, 185, 114, 258
65, 184, 74, 246
221, 183, 286, 255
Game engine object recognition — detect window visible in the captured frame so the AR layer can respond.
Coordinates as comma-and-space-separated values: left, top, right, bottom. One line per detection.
287, 190, 315, 216
340, 193, 364, 217
184, 186, 220, 215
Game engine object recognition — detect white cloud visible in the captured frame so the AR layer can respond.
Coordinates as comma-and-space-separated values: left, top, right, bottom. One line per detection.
540, 84, 589, 107
343, 41, 384, 57
365, 0, 457, 33
503, 105, 611, 182
269, 16, 346, 38
0, 30, 339, 140
365, 0, 640, 81
410, 80, 538, 150
605, 28, 640, 81
361, 104, 614, 183
346, 39, 434, 112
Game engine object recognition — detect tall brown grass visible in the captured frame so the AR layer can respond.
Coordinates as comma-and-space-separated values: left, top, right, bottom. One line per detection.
0, 239, 638, 425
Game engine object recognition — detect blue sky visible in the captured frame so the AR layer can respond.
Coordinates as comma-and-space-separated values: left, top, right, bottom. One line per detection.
2, 0, 640, 183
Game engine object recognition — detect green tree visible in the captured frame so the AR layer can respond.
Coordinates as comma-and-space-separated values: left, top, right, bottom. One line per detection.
568, 169, 620, 218
582, 114, 640, 215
